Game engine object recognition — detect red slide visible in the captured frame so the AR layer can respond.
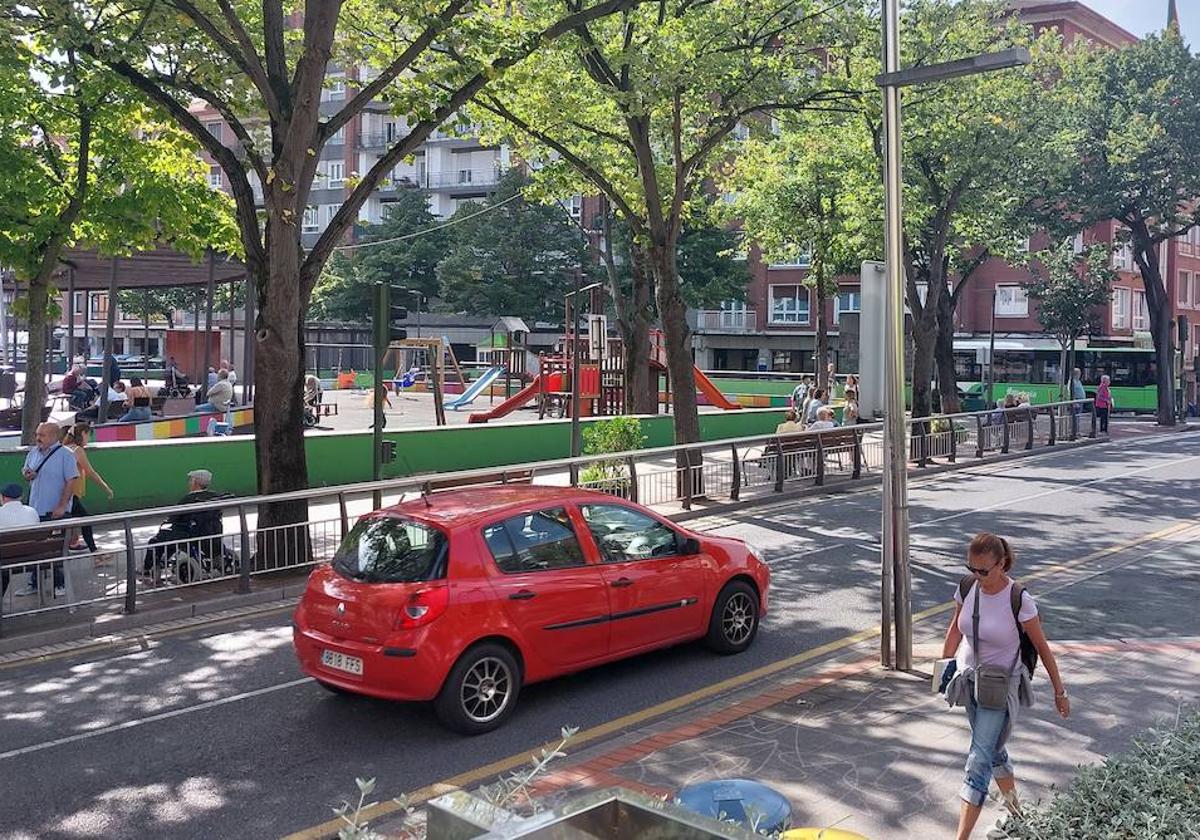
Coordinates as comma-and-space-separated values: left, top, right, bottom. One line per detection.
468, 375, 543, 423
693, 366, 741, 410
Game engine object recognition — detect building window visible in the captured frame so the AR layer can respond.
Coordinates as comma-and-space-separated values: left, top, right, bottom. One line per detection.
1112, 287, 1131, 330
1071, 232, 1085, 254
995, 285, 1029, 317
302, 206, 319, 233
327, 161, 345, 187
718, 300, 750, 329
1112, 240, 1134, 271
768, 285, 810, 324
207, 165, 222, 189
567, 195, 582, 219
768, 252, 812, 269
415, 157, 426, 186
457, 169, 473, 184
833, 290, 861, 324
1133, 290, 1148, 331
1180, 271, 1192, 307
323, 204, 339, 227
324, 78, 346, 101
205, 121, 223, 142
328, 125, 345, 145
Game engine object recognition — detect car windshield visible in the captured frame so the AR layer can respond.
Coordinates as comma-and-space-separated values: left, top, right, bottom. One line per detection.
332, 517, 447, 583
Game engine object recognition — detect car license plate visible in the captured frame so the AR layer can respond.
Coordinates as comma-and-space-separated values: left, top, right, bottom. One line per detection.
321, 649, 363, 676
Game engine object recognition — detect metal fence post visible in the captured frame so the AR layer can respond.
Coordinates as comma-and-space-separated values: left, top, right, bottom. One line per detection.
1001, 412, 1011, 454
237, 505, 251, 594
730, 443, 741, 501
123, 519, 137, 615
1047, 406, 1057, 446
773, 437, 785, 493
569, 462, 579, 487
1089, 400, 1097, 438
975, 415, 985, 458
625, 455, 639, 503
1025, 410, 1034, 450
1070, 405, 1079, 441
948, 420, 957, 463
815, 433, 826, 486
681, 447, 694, 510
852, 431, 863, 479
338, 492, 349, 538
917, 422, 928, 468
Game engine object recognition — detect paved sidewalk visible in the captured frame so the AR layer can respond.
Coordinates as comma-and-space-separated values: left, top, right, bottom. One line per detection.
378, 637, 1200, 839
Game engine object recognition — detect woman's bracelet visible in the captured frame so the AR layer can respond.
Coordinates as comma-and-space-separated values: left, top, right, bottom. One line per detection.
1055, 689, 1068, 698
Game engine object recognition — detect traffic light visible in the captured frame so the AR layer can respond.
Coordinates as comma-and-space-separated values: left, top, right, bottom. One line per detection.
389, 301, 408, 342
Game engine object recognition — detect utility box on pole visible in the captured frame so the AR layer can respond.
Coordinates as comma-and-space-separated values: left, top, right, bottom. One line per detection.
859, 261, 887, 420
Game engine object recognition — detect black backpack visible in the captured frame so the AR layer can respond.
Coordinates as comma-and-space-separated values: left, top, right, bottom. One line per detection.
958, 576, 1039, 678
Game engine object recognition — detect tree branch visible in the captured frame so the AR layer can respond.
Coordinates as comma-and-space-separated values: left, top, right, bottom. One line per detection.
262, 0, 290, 118
321, 0, 470, 143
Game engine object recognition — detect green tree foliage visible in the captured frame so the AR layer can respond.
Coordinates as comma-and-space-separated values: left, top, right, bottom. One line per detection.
311, 188, 446, 322
23, 0, 644, 511
0, 14, 237, 441
676, 223, 751, 310
721, 116, 868, 389
1024, 242, 1115, 397
117, 288, 202, 329
473, 0, 848, 441
437, 172, 589, 321
1038, 31, 1200, 425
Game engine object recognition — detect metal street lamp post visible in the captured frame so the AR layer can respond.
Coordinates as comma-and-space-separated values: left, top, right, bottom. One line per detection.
877, 0, 1029, 670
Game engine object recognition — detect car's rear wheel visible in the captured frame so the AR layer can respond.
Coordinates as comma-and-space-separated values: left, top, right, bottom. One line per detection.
706, 580, 759, 654
435, 643, 521, 735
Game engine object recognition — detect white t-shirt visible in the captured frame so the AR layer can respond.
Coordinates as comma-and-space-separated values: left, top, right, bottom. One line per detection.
954, 579, 1038, 673
0, 499, 41, 529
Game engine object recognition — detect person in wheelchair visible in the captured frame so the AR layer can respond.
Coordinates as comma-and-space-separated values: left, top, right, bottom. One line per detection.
142, 469, 228, 581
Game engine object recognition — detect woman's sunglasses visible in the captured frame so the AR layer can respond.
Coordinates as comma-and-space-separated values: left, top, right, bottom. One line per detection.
965, 561, 997, 576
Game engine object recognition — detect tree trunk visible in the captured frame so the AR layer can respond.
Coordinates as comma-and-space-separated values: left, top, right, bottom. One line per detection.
910, 319, 936, 419
20, 274, 53, 445
623, 248, 656, 415
1058, 344, 1068, 400
252, 220, 311, 558
1130, 222, 1176, 426
934, 289, 960, 414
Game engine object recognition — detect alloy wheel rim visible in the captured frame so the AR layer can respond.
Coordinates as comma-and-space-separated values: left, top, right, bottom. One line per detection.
722, 592, 755, 645
460, 656, 512, 723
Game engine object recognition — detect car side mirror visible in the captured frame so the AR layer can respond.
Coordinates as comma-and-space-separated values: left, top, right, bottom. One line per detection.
680, 536, 701, 555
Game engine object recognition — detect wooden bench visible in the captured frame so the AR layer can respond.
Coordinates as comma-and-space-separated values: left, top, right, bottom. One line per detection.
422, 469, 534, 493
159, 396, 198, 417
0, 530, 69, 618
744, 427, 863, 491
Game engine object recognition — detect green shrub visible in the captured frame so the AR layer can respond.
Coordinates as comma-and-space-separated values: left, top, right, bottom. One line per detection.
992, 708, 1200, 840
580, 417, 647, 487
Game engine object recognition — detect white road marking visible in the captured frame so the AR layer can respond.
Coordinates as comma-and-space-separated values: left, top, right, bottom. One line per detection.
0, 677, 313, 761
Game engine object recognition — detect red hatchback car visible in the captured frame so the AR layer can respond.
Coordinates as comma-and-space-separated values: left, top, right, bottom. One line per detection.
292, 486, 769, 733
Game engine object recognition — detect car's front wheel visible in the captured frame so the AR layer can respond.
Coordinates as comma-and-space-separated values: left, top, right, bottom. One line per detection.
435, 643, 522, 735
706, 580, 760, 654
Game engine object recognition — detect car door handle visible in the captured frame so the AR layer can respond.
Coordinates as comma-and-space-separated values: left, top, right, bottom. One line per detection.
610, 577, 634, 588
508, 590, 537, 601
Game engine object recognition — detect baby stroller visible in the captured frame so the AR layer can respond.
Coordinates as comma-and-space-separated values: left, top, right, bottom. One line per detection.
161, 368, 191, 398
67, 379, 98, 412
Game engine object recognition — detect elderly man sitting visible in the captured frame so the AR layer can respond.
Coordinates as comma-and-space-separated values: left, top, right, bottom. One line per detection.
142, 469, 224, 579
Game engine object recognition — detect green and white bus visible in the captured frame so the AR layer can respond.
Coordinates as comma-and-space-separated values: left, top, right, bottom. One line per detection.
954, 342, 1158, 412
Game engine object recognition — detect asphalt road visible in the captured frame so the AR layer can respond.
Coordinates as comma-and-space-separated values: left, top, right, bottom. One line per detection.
0, 429, 1197, 839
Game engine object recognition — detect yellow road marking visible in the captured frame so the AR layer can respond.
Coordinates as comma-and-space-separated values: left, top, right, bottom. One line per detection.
282, 517, 1199, 840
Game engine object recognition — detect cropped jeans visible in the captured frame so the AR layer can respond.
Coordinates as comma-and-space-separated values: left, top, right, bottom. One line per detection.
961, 689, 1014, 807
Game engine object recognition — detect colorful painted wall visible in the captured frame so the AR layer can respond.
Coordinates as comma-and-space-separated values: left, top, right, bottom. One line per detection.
0, 408, 788, 514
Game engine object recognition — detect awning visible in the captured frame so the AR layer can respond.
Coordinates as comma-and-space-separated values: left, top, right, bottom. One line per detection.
11, 246, 246, 290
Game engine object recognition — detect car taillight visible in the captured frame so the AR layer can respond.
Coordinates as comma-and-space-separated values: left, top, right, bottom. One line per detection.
395, 585, 449, 629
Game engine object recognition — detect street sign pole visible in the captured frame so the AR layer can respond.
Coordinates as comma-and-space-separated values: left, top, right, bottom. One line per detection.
880, 0, 913, 671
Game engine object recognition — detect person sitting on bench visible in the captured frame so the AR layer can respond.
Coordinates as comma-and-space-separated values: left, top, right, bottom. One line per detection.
142, 469, 223, 578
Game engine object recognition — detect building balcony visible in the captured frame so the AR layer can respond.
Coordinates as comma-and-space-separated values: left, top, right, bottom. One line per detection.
696, 310, 758, 333
359, 131, 404, 150
426, 168, 505, 191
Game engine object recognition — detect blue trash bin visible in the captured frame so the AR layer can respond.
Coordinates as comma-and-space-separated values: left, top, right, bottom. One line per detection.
676, 779, 791, 834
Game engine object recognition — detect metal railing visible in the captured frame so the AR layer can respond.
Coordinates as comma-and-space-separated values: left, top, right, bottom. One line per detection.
0, 400, 1097, 634
695, 310, 758, 332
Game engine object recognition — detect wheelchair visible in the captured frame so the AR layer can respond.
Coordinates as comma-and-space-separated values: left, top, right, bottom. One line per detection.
163, 536, 240, 585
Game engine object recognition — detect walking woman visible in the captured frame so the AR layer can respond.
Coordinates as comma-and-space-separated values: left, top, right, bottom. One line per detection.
1094, 374, 1114, 433
941, 533, 1070, 839
62, 423, 114, 553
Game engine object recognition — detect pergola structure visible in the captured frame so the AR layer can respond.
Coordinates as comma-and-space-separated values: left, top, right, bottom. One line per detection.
9, 246, 255, 403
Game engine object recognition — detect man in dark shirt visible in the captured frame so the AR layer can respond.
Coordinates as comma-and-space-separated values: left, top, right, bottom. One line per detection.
142, 469, 224, 577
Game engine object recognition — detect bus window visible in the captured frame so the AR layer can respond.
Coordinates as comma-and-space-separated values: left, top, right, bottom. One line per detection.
995, 351, 1034, 383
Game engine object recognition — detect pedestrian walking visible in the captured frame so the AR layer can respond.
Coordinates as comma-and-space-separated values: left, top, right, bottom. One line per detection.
939, 533, 1070, 839
1094, 374, 1113, 433
14, 422, 78, 596
62, 423, 114, 554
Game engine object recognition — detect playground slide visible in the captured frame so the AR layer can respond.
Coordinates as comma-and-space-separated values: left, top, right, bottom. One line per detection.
468, 375, 543, 424
693, 366, 742, 410
444, 366, 504, 410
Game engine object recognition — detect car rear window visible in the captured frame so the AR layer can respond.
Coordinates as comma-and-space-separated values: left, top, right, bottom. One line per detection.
482, 507, 586, 574
332, 517, 447, 583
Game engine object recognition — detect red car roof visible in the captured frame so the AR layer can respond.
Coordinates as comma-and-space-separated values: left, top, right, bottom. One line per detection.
375, 485, 609, 528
